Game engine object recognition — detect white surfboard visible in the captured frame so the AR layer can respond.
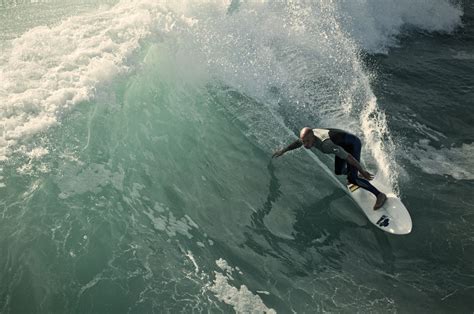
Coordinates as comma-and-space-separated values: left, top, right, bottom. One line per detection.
346, 178, 412, 235
304, 150, 412, 235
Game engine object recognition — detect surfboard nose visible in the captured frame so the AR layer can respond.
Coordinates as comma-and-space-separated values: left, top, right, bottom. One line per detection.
384, 196, 412, 235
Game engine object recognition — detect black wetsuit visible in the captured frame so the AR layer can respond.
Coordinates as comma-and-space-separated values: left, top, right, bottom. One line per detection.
315, 128, 381, 197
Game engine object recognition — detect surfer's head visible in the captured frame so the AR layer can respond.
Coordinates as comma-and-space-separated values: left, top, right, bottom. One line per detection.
299, 127, 315, 149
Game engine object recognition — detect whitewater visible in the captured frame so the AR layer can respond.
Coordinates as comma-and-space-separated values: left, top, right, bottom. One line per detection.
1, 0, 473, 312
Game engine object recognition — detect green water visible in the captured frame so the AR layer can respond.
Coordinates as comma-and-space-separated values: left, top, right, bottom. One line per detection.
1, 1, 474, 313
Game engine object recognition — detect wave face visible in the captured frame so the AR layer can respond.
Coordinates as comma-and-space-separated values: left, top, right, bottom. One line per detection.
1, 1, 472, 313
0, 0, 463, 189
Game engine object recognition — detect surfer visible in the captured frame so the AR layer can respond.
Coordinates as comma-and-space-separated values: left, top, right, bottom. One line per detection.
272, 127, 387, 210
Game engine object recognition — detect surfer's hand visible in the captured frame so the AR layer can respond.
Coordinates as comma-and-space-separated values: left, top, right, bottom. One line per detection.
272, 149, 284, 158
360, 170, 374, 180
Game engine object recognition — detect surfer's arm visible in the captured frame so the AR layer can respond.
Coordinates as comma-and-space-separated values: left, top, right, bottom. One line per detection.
272, 140, 302, 158
346, 154, 374, 180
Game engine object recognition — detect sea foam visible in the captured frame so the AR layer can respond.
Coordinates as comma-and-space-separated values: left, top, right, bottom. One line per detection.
0, 1, 180, 160
336, 0, 463, 53
408, 140, 474, 180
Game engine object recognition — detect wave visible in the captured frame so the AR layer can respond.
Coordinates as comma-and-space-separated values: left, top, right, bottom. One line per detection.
0, 0, 464, 193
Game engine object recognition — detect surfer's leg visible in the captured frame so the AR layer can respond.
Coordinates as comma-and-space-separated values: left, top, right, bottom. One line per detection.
348, 173, 381, 196
342, 134, 387, 209
347, 134, 361, 161
345, 134, 381, 197
332, 134, 348, 176
334, 156, 348, 175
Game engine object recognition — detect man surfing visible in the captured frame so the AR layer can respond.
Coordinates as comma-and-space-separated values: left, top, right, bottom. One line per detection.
272, 127, 387, 210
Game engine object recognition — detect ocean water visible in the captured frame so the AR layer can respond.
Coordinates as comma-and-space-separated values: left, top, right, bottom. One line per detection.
1, 0, 473, 313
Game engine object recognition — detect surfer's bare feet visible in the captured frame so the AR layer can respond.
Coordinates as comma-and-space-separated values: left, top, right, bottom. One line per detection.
374, 193, 387, 210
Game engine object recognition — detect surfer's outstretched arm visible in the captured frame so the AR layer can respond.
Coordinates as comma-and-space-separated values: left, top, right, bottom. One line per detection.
272, 140, 302, 158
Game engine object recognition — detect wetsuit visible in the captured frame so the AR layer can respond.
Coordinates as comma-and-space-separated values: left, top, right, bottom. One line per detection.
312, 128, 381, 197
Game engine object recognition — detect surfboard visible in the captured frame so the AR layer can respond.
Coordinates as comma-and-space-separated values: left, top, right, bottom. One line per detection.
346, 178, 412, 235
302, 149, 412, 235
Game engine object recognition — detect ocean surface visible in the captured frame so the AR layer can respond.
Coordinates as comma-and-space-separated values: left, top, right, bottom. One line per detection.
1, 0, 473, 313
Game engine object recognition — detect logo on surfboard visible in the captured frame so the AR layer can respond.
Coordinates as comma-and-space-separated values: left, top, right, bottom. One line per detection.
376, 215, 390, 227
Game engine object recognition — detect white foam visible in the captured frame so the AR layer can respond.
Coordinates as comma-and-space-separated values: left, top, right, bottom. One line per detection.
408, 140, 474, 180
209, 258, 276, 314
25, 146, 49, 159
143, 203, 200, 239
182, 254, 275, 312
257, 290, 270, 295
336, 0, 463, 53
55, 162, 125, 198
185, 250, 200, 274
0, 165, 5, 187
0, 1, 180, 160
360, 96, 400, 194
216, 258, 234, 274
452, 50, 474, 60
